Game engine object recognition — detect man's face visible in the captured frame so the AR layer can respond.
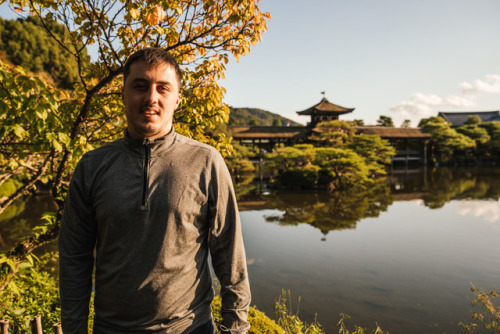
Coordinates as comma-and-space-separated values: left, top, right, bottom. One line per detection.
122, 61, 180, 139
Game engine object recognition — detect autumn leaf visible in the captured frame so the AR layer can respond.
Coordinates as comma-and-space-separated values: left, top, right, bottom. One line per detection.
145, 6, 166, 26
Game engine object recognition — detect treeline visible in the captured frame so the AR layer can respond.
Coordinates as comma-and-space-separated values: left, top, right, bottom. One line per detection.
0, 16, 89, 89
419, 115, 500, 165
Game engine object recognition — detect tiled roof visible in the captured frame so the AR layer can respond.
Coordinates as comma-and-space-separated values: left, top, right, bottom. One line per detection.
353, 126, 431, 139
229, 126, 309, 139
438, 111, 500, 127
297, 98, 354, 116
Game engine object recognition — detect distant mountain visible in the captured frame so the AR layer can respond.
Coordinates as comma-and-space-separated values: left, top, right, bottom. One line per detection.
228, 106, 302, 126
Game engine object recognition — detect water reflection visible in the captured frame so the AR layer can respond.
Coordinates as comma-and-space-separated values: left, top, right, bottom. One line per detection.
0, 193, 56, 253
262, 182, 392, 236
236, 167, 500, 234
237, 167, 500, 333
457, 200, 500, 223
389, 167, 500, 208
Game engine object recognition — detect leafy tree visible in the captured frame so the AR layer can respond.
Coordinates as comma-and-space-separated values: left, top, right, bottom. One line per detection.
474, 122, 500, 161
313, 147, 373, 190
401, 119, 411, 128
376, 115, 394, 127
352, 119, 365, 126
265, 144, 315, 172
311, 120, 357, 146
266, 120, 395, 190
464, 115, 482, 125
479, 121, 500, 140
310, 120, 394, 174
265, 144, 383, 191
419, 117, 476, 163
224, 142, 256, 179
348, 134, 395, 175
0, 0, 269, 291
456, 124, 490, 146
272, 118, 282, 126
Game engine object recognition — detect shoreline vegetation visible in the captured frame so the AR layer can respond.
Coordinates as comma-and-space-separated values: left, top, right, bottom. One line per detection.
0, 253, 498, 333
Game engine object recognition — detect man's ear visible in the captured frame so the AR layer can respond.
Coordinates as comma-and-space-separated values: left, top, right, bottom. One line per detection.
176, 93, 181, 108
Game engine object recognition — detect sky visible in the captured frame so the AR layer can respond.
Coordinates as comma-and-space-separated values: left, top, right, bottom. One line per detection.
221, 0, 500, 126
2, 1, 500, 126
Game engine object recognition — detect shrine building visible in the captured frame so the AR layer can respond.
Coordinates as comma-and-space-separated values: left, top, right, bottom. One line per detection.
229, 97, 431, 165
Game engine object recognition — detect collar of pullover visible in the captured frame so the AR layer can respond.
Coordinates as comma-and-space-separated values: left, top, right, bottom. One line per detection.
123, 127, 176, 157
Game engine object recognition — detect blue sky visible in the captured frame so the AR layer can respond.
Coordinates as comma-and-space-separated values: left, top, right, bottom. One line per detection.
222, 0, 500, 125
2, 1, 499, 126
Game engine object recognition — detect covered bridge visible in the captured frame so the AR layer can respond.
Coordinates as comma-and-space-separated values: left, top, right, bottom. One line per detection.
229, 126, 309, 152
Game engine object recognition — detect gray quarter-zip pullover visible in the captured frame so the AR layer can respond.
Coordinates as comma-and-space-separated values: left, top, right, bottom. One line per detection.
59, 128, 250, 333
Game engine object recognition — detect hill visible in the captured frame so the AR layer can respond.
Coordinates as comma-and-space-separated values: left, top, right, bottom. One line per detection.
228, 106, 302, 126
0, 16, 89, 89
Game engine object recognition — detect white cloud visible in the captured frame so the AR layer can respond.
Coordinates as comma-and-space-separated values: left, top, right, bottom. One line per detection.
443, 94, 476, 108
460, 74, 500, 95
390, 74, 500, 126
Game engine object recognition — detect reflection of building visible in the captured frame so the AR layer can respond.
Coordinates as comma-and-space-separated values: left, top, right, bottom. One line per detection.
438, 111, 500, 127
229, 97, 431, 164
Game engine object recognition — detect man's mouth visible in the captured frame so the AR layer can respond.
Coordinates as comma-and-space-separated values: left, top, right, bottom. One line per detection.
142, 108, 159, 116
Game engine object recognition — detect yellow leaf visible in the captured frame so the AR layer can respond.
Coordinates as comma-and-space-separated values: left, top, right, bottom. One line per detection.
130, 8, 140, 20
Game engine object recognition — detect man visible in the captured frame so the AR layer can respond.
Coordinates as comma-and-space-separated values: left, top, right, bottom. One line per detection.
59, 48, 251, 333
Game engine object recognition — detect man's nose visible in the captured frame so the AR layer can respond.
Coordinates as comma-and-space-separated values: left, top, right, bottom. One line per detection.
145, 86, 159, 104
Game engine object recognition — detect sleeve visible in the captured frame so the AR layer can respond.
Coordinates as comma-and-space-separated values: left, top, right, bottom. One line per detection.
207, 151, 251, 333
58, 155, 97, 334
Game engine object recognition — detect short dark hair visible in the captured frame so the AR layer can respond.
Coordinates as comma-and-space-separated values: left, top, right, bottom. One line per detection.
123, 48, 182, 88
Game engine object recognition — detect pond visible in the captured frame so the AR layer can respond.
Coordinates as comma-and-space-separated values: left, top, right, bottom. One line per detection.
237, 167, 500, 333
1, 167, 499, 333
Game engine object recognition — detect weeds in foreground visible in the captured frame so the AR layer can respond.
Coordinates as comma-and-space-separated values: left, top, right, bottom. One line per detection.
275, 290, 324, 334
337, 313, 386, 334
2, 259, 497, 334
275, 290, 386, 334
460, 284, 500, 333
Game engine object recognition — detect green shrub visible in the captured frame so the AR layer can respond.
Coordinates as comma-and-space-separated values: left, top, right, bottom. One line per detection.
0, 254, 60, 333
212, 295, 284, 333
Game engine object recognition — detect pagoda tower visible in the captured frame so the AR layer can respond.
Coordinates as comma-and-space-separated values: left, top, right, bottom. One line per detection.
297, 97, 354, 128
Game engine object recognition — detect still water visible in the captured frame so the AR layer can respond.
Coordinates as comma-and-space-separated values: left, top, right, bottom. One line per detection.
1, 167, 499, 333
238, 168, 500, 333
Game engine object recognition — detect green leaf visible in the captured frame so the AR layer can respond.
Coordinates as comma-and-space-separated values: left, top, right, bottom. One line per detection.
53, 140, 63, 152
13, 125, 27, 138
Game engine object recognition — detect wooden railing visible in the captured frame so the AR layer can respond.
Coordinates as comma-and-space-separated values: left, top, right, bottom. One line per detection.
0, 317, 62, 334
